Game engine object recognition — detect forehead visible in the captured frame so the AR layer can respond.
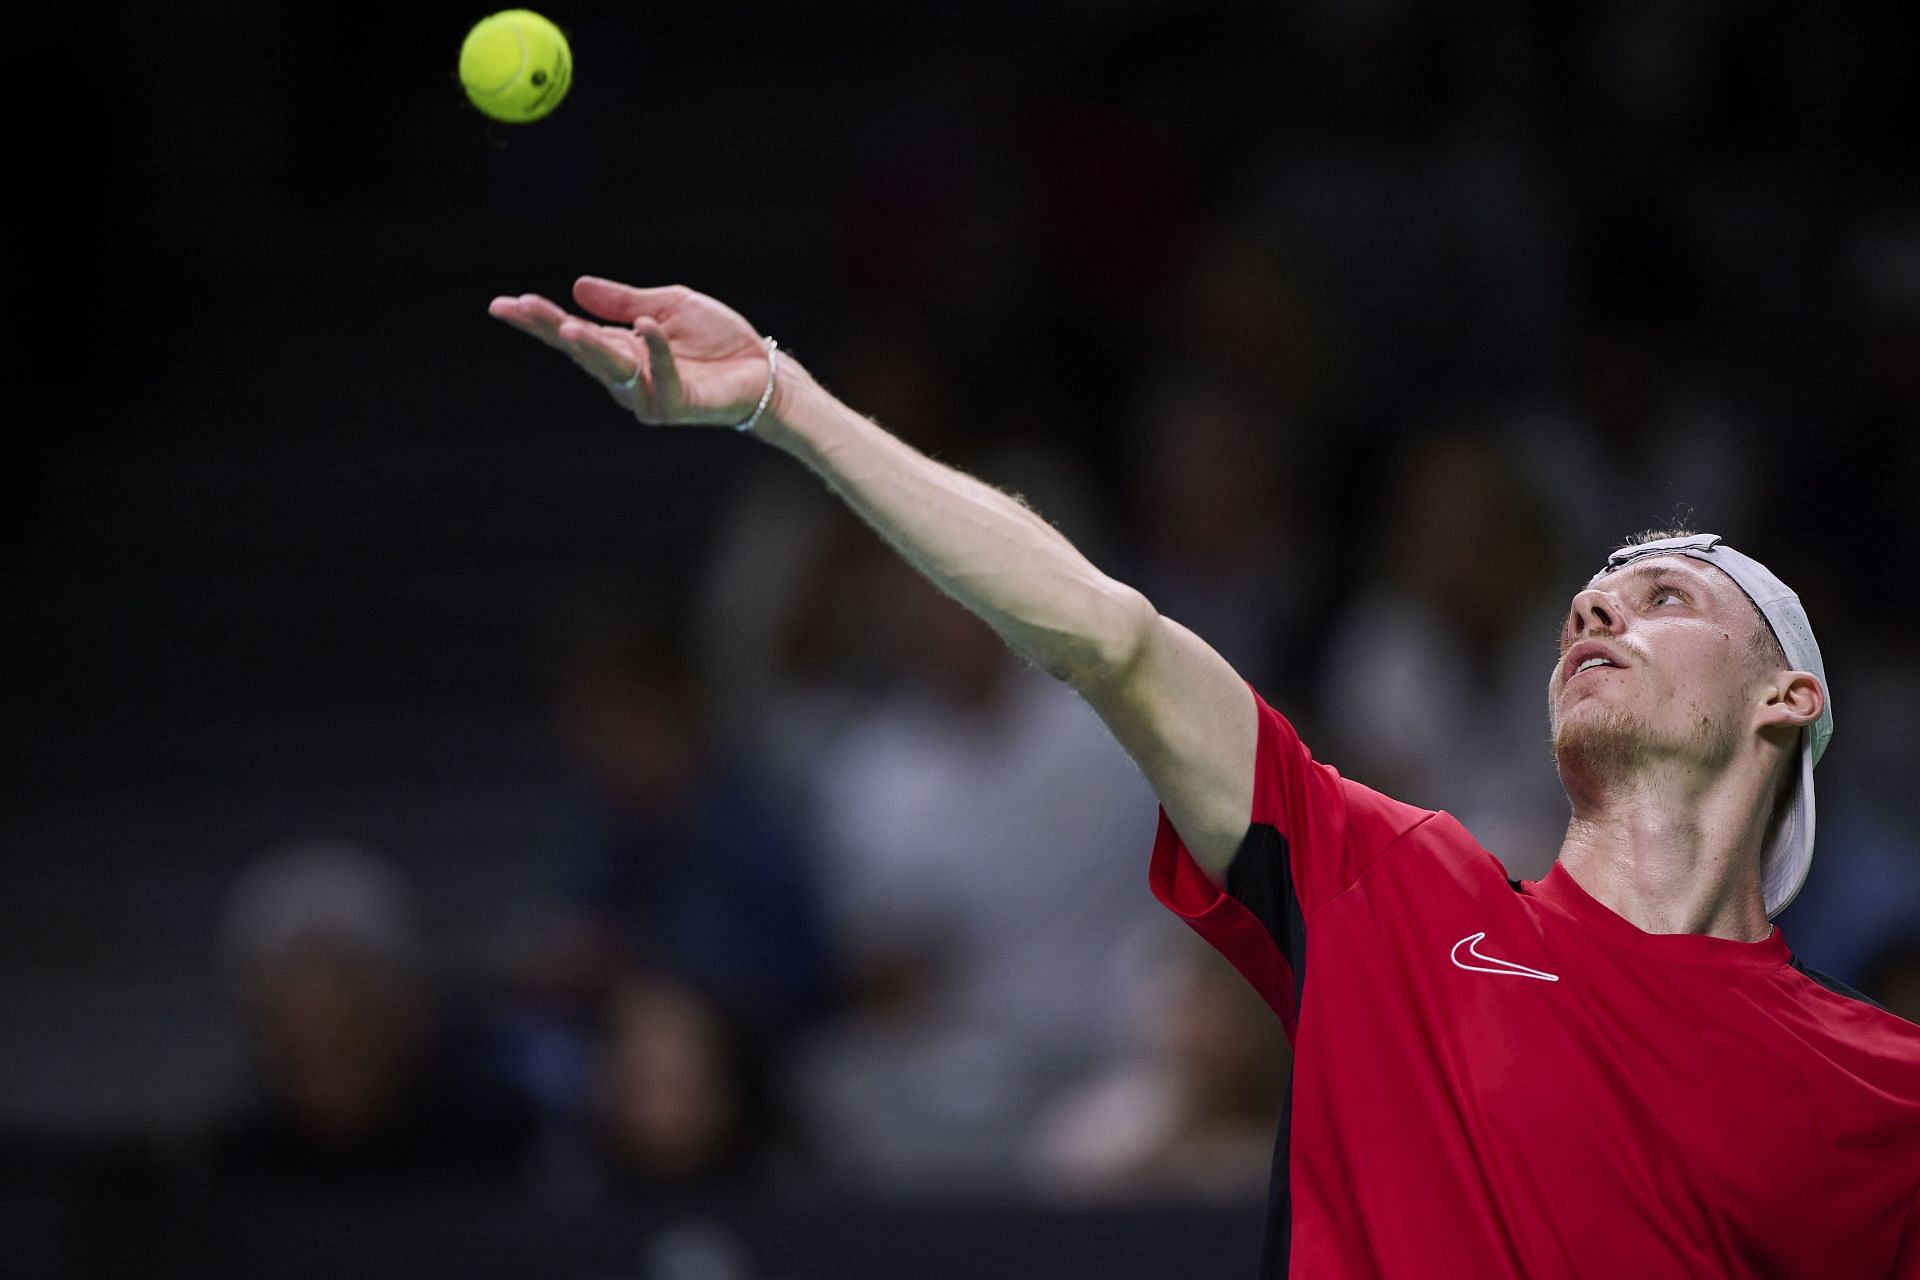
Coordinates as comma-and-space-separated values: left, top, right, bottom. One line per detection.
1582, 555, 1737, 607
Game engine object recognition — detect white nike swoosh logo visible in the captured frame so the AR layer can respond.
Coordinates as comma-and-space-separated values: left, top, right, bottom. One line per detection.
1451, 932, 1560, 982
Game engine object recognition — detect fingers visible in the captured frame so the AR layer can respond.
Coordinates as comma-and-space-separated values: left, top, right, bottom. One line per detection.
491, 291, 680, 417
490, 292, 636, 375
557, 317, 647, 395
573, 276, 690, 325
630, 316, 681, 409
489, 293, 574, 348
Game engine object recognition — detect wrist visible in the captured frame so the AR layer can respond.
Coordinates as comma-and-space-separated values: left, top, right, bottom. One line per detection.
750, 356, 828, 453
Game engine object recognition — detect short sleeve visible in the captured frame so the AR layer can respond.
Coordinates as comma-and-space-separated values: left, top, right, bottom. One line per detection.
1148, 683, 1432, 1037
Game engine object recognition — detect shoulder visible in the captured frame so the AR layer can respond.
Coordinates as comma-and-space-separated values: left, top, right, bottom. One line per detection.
1788, 957, 1889, 1010
1787, 956, 1912, 1026
1783, 955, 1920, 1072
1777, 958, 1920, 1122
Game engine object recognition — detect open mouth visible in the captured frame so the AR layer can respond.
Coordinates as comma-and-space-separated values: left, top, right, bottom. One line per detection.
1561, 641, 1628, 687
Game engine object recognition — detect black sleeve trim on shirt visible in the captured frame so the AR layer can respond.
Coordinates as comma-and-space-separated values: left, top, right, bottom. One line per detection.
1258, 1073, 1297, 1279
1226, 823, 1309, 1006
1225, 824, 1307, 1278
1790, 956, 1893, 1014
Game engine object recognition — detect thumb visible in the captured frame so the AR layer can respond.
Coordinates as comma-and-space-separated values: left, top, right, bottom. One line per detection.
630, 316, 682, 409
574, 276, 690, 325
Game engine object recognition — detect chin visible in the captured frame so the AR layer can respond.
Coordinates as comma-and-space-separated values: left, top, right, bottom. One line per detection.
1551, 705, 1655, 783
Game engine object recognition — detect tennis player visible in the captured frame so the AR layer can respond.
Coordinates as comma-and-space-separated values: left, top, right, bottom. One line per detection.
490, 279, 1920, 1277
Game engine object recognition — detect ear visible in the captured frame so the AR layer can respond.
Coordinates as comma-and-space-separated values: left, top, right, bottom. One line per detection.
1756, 670, 1824, 731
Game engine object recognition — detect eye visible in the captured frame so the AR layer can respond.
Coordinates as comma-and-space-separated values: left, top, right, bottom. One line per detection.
1650, 589, 1684, 607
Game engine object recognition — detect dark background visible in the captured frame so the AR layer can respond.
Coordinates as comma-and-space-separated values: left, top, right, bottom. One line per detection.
7, 2, 1918, 1277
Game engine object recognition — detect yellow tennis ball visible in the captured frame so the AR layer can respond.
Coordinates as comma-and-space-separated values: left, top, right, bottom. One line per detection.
459, 10, 572, 123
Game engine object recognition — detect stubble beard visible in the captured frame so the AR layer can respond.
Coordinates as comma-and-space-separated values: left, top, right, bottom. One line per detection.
1551, 697, 1741, 803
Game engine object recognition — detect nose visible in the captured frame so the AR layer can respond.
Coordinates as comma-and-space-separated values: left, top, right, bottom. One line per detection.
1566, 586, 1624, 639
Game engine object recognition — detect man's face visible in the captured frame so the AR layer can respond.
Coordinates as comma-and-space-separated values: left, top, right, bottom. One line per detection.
1547, 555, 1771, 792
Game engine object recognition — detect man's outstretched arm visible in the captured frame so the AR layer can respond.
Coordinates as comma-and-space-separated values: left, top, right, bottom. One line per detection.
489, 278, 1256, 878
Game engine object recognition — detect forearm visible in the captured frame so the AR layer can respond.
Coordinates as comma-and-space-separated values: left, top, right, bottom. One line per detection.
755, 362, 1152, 689
492, 280, 1256, 869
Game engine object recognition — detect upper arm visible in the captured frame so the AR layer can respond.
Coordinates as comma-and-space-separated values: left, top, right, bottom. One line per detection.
1077, 608, 1257, 881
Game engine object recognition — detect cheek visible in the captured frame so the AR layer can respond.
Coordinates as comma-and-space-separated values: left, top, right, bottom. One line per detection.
1669, 656, 1747, 725
1658, 628, 1739, 698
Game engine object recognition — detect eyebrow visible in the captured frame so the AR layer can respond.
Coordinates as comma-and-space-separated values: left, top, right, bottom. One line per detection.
1591, 561, 1710, 597
1558, 561, 1714, 650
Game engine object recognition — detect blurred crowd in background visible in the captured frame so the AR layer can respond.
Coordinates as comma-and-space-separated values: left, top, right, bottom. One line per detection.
6, 0, 1919, 1272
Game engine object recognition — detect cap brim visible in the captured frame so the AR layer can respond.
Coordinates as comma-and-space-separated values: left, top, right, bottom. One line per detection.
1763, 740, 1817, 919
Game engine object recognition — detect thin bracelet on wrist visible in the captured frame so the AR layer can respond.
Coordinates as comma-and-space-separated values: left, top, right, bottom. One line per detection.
734, 337, 780, 433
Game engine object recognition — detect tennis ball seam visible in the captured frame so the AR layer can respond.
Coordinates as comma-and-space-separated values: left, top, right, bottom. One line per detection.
470, 28, 529, 99
523, 44, 571, 113
458, 10, 571, 122
500, 28, 530, 96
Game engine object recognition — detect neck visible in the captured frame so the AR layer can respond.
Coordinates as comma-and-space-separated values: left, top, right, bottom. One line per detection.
1555, 761, 1775, 943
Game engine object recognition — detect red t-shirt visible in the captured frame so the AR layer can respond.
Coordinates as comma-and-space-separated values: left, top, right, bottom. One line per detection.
1150, 687, 1920, 1278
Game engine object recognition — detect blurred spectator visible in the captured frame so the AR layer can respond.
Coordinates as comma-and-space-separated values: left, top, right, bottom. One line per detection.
786, 551, 1168, 1189
693, 465, 890, 792
537, 589, 836, 1043
204, 839, 536, 1188
1124, 376, 1331, 696
1023, 937, 1288, 1204
597, 973, 768, 1189
1315, 425, 1572, 877
535, 969, 788, 1210
692, 308, 970, 790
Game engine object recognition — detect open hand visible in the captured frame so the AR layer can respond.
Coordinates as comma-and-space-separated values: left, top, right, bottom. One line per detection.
488, 278, 773, 428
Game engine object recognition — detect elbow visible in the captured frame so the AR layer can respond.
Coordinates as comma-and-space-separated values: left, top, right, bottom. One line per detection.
1066, 582, 1159, 695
